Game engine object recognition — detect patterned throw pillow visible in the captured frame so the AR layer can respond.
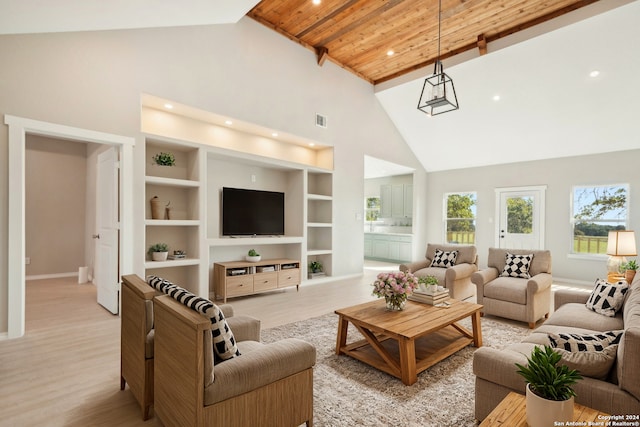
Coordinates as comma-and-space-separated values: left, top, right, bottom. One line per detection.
147, 275, 241, 361
585, 279, 629, 317
552, 345, 618, 380
500, 253, 533, 278
430, 249, 458, 268
548, 330, 624, 352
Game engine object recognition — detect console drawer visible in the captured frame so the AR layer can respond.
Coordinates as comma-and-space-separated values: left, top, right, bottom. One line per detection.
253, 272, 278, 292
226, 275, 253, 296
278, 268, 300, 288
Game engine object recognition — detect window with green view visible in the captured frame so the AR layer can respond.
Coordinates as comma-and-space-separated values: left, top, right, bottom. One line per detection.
571, 184, 629, 254
445, 192, 477, 244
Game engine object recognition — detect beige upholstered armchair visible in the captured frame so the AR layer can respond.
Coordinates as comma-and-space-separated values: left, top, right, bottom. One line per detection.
153, 294, 316, 427
471, 247, 552, 328
400, 243, 478, 300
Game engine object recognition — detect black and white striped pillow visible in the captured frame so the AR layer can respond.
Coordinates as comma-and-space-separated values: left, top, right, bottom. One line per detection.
548, 330, 623, 352
147, 275, 240, 361
586, 279, 629, 317
430, 249, 458, 268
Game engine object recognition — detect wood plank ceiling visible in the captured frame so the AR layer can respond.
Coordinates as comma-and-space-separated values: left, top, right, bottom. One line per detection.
247, 0, 599, 85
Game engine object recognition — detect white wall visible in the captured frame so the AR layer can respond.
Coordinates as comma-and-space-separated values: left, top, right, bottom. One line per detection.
424, 149, 640, 283
0, 17, 424, 333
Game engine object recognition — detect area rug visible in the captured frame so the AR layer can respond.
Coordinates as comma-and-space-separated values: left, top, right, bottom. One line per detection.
261, 311, 532, 427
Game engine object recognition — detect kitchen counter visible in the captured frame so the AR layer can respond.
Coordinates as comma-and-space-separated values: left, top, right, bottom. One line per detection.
364, 233, 413, 263
364, 232, 413, 237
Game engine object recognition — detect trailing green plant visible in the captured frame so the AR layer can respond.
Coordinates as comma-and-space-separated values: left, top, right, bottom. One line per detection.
309, 261, 323, 273
515, 346, 582, 401
247, 249, 260, 257
418, 275, 438, 286
147, 243, 169, 256
152, 152, 176, 166
623, 259, 639, 271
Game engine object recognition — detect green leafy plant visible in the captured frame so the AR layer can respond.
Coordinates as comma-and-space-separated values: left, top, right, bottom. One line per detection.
515, 346, 582, 401
152, 152, 176, 166
623, 259, 639, 271
147, 243, 169, 256
309, 261, 323, 273
247, 249, 260, 257
418, 275, 438, 286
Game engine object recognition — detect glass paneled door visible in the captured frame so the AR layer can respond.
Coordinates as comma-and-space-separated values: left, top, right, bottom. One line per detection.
496, 186, 546, 250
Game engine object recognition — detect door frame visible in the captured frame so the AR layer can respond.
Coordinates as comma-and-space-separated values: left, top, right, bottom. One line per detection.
494, 185, 547, 249
4, 115, 135, 339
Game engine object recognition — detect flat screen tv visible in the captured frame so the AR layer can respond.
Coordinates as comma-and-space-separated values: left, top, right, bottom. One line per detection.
222, 187, 285, 236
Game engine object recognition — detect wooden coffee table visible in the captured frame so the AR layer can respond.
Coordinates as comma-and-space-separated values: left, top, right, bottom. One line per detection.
335, 298, 483, 385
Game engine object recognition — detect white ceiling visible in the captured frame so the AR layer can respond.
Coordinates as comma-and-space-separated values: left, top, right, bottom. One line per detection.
2, 0, 638, 173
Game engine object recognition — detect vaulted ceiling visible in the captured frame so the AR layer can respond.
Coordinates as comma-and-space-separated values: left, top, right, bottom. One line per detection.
247, 0, 601, 85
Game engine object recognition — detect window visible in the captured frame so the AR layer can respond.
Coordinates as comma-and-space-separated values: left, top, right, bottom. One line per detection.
365, 197, 380, 222
445, 192, 477, 244
571, 184, 629, 255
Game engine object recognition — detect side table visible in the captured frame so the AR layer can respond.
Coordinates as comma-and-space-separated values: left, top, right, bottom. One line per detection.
480, 392, 610, 426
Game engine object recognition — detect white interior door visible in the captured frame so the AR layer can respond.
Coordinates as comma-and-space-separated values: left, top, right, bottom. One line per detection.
95, 147, 120, 314
496, 186, 546, 250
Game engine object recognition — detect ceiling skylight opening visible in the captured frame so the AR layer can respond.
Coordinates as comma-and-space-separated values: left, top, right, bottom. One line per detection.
589, 70, 600, 78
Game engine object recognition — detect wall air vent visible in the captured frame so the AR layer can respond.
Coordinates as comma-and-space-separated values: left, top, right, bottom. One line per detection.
315, 113, 327, 128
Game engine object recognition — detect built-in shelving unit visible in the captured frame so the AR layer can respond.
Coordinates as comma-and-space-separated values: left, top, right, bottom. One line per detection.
306, 170, 333, 279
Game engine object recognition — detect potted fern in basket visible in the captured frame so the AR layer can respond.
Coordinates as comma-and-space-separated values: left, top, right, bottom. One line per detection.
515, 346, 582, 427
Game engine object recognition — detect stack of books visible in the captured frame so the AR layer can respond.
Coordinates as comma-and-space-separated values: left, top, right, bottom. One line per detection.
409, 289, 449, 305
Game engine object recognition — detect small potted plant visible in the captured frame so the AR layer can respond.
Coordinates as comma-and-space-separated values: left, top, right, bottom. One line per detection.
418, 275, 439, 294
308, 260, 324, 279
152, 152, 176, 166
515, 346, 582, 427
623, 259, 638, 284
246, 249, 261, 262
148, 243, 169, 261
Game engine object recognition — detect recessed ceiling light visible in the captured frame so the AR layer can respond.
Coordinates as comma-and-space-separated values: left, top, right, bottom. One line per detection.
308, 143, 315, 147
312, 0, 321, 4
164, 103, 173, 109
225, 120, 233, 125
589, 70, 600, 78
492, 95, 500, 101
387, 50, 395, 56
272, 132, 278, 137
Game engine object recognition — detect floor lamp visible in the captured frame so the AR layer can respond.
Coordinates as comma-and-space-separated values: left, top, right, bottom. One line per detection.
606, 230, 637, 282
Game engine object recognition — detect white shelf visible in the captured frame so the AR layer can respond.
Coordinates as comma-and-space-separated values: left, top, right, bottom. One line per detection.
144, 258, 201, 269
307, 193, 332, 201
145, 175, 200, 188
307, 249, 333, 256
145, 219, 201, 226
307, 222, 332, 228
208, 236, 304, 247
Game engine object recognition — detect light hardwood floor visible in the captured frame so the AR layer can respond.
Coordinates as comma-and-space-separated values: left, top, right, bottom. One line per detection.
0, 262, 391, 427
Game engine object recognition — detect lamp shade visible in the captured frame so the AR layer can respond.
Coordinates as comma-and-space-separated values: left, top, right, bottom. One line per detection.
607, 230, 637, 256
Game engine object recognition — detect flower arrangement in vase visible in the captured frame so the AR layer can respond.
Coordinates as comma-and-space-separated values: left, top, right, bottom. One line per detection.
372, 271, 419, 311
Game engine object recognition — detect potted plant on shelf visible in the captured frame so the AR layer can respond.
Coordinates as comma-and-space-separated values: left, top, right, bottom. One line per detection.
246, 249, 261, 262
308, 261, 324, 279
148, 243, 169, 261
152, 152, 176, 166
515, 346, 582, 427
623, 259, 638, 284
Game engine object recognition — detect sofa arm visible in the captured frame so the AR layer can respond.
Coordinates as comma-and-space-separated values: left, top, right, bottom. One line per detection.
554, 288, 591, 310
471, 268, 499, 286
445, 263, 478, 282
473, 344, 532, 392
400, 259, 430, 273
527, 272, 553, 295
206, 338, 316, 405
226, 315, 261, 342
219, 304, 234, 318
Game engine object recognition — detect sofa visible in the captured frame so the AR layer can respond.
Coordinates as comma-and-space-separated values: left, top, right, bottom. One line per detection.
400, 243, 478, 300
473, 272, 640, 421
472, 248, 552, 328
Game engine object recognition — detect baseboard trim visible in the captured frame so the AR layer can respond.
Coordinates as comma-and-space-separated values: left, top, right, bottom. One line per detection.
0, 331, 8, 341
26, 272, 79, 281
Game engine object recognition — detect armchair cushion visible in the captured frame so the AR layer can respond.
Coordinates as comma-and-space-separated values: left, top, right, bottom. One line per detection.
147, 275, 240, 361
484, 277, 528, 305
500, 253, 533, 279
586, 279, 629, 317
430, 249, 458, 268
